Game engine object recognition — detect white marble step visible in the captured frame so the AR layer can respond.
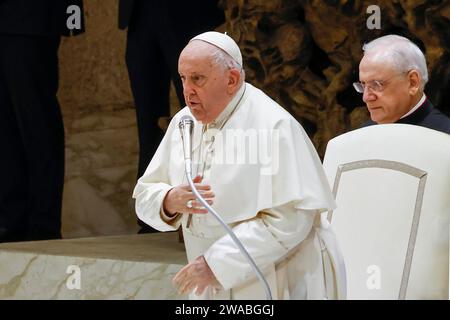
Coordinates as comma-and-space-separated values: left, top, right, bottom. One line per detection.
0, 233, 187, 299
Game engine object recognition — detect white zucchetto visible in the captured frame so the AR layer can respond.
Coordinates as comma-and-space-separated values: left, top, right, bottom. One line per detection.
190, 31, 243, 68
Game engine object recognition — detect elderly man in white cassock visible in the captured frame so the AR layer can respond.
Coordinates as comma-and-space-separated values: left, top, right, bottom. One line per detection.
132, 31, 346, 300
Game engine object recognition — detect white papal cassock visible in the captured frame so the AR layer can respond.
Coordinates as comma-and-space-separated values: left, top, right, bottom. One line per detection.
133, 82, 346, 300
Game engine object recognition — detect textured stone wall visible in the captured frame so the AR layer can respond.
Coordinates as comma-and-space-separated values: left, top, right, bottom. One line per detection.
58, 0, 449, 238
58, 0, 139, 238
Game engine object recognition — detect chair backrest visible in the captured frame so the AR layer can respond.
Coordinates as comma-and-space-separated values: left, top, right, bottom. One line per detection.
323, 124, 450, 299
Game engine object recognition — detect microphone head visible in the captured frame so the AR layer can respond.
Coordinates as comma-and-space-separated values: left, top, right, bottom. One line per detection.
178, 115, 195, 163
179, 115, 194, 130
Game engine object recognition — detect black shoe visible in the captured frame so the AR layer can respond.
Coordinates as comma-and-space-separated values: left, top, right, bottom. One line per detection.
137, 218, 159, 234
0, 227, 7, 242
137, 225, 159, 234
0, 227, 27, 243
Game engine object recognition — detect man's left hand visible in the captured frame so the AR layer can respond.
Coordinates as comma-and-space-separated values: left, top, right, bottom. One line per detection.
172, 255, 221, 296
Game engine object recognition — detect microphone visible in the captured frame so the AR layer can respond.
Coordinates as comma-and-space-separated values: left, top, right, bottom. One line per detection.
177, 115, 272, 300
178, 115, 194, 176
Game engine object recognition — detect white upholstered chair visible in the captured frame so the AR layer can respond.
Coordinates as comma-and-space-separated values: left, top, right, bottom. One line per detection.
323, 124, 450, 299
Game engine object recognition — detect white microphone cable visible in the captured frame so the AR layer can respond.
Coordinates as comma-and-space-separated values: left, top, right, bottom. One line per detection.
179, 115, 272, 300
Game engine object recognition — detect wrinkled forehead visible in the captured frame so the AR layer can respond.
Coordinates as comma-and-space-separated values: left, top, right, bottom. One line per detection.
179, 41, 216, 66
359, 53, 397, 80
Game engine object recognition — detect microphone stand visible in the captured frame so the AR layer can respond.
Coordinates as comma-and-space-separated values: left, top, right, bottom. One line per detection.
184, 159, 273, 300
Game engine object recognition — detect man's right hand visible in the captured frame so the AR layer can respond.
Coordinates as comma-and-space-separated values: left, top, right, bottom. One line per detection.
163, 175, 215, 216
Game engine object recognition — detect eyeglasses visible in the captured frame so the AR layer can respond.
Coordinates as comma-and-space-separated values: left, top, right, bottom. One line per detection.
353, 71, 409, 94
353, 80, 386, 93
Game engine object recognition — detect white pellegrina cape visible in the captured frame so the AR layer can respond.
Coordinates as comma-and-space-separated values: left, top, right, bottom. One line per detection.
133, 82, 346, 300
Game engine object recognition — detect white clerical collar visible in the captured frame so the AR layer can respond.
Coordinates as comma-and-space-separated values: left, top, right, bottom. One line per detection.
400, 93, 426, 119
208, 83, 246, 128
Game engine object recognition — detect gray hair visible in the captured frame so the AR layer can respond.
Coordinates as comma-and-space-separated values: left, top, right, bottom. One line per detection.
210, 46, 246, 84
363, 35, 428, 90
